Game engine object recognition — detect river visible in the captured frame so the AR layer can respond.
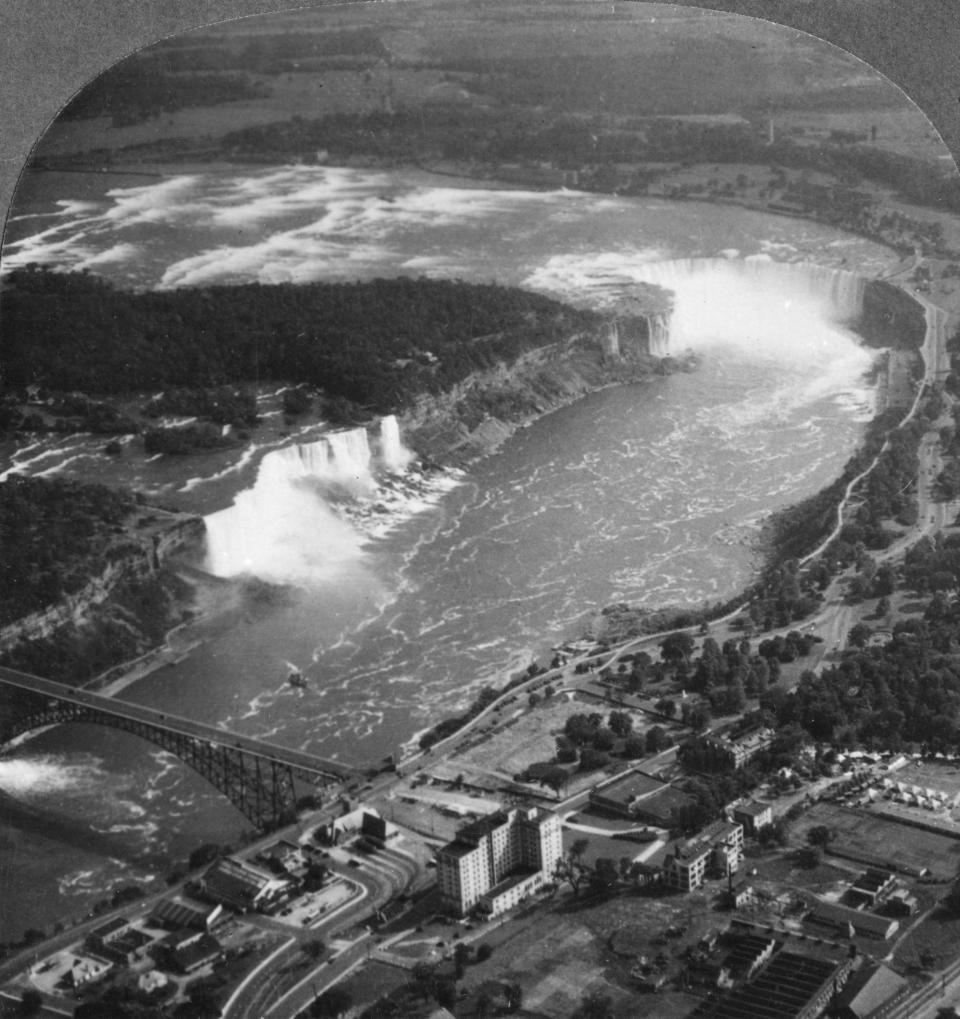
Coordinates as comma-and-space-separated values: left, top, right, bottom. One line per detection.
0, 166, 900, 939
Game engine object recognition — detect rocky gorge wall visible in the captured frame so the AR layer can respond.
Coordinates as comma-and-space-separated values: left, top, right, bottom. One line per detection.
0, 514, 205, 662
399, 321, 675, 466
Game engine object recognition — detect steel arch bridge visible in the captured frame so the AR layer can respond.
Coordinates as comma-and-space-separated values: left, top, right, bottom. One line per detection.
0, 666, 359, 831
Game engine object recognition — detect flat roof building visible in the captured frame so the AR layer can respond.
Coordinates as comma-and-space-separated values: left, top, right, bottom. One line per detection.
687, 947, 853, 1019
732, 800, 773, 835
589, 769, 696, 825
437, 806, 562, 917
663, 821, 744, 891
807, 901, 900, 941
199, 856, 292, 913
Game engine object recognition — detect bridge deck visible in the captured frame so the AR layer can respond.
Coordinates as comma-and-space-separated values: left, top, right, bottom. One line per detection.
0, 666, 358, 781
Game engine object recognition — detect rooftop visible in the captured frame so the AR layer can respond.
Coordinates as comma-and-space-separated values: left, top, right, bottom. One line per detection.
734, 800, 772, 817
90, 917, 127, 941
457, 810, 511, 844
839, 962, 907, 1018
689, 950, 845, 1019
808, 901, 899, 939
592, 769, 665, 804
438, 840, 480, 861
482, 868, 540, 901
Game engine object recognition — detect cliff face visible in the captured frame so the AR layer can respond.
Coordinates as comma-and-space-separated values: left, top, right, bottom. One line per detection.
0, 513, 206, 692
399, 324, 666, 466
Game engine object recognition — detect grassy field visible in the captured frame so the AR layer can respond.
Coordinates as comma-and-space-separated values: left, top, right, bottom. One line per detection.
796, 803, 960, 879
453, 891, 708, 1019
894, 907, 960, 971
453, 698, 654, 779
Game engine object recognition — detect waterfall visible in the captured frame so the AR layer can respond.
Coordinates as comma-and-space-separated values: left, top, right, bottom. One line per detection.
377, 415, 413, 472
601, 320, 621, 359
646, 311, 671, 357
204, 425, 388, 582
633, 258, 866, 361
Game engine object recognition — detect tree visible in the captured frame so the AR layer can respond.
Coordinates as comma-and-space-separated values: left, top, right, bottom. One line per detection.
660, 631, 695, 665
476, 943, 493, 962
303, 937, 325, 960
848, 622, 872, 648
591, 857, 619, 892
608, 711, 632, 737
807, 824, 834, 847
411, 962, 439, 1003
435, 980, 457, 1010
645, 725, 667, 754
555, 839, 591, 897
623, 734, 646, 759
17, 991, 42, 1016
576, 989, 615, 1019
592, 727, 616, 752
655, 697, 677, 718
681, 702, 711, 731
312, 986, 354, 1017
796, 845, 821, 869
579, 747, 612, 771
541, 766, 570, 797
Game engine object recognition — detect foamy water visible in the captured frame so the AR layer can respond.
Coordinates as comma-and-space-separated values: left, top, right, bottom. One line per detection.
3, 165, 897, 290
0, 168, 903, 941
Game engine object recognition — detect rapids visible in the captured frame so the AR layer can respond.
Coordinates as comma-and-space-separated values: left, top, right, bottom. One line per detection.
0, 169, 902, 940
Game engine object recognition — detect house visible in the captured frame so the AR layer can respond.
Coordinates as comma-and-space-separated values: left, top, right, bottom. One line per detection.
732, 800, 773, 835
257, 839, 305, 876
882, 888, 918, 917
663, 821, 744, 892
703, 728, 775, 770
663, 839, 711, 892
148, 898, 224, 932
85, 917, 128, 955
846, 869, 896, 909
173, 933, 223, 974
199, 856, 292, 913
702, 819, 744, 877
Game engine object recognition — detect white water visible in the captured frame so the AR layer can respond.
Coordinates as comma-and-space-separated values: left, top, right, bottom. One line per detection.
634, 257, 873, 419
204, 417, 417, 582
377, 414, 413, 472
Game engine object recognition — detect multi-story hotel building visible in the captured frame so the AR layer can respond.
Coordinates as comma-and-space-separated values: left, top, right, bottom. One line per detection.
437, 807, 563, 917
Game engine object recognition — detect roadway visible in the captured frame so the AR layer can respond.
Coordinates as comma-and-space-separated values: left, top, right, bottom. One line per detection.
0, 664, 356, 783
225, 843, 422, 1019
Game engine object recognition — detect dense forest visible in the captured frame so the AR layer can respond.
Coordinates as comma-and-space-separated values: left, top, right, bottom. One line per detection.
0, 475, 138, 626
60, 56, 268, 129
1, 268, 601, 410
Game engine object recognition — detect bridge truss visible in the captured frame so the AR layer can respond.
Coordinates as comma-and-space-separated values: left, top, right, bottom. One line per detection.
1, 696, 348, 831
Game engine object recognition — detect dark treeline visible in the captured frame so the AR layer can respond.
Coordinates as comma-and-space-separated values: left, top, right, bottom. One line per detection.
2, 268, 600, 411
59, 53, 268, 128
0, 475, 137, 626
215, 106, 960, 215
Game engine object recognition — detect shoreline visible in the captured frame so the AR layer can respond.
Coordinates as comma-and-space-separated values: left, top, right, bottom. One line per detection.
45, 264, 928, 753
0, 235, 932, 728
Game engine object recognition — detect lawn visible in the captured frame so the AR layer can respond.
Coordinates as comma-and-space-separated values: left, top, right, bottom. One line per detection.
437, 887, 712, 1018
894, 907, 960, 971
795, 803, 960, 879
454, 699, 630, 778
